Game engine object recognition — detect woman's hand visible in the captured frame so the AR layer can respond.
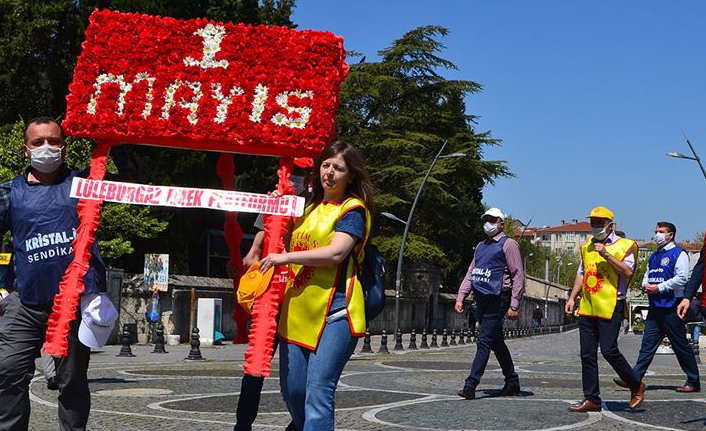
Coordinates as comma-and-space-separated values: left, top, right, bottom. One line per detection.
259, 252, 288, 273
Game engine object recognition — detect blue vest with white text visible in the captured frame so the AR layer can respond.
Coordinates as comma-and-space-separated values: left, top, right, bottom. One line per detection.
647, 245, 683, 308
9, 171, 105, 305
471, 236, 508, 296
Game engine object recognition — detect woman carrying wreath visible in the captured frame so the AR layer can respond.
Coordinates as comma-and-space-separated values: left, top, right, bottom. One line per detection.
258, 141, 373, 431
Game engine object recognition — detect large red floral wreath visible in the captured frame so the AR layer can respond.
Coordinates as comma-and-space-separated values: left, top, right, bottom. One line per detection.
45, 10, 347, 376
63, 9, 347, 157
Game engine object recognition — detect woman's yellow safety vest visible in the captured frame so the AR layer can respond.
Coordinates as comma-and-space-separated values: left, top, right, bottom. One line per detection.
278, 197, 371, 350
578, 238, 637, 320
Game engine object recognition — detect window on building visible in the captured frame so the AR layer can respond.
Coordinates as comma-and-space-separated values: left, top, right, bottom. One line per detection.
580, 233, 587, 241
555, 234, 562, 243
567, 243, 575, 252
566, 232, 575, 241
542, 235, 549, 241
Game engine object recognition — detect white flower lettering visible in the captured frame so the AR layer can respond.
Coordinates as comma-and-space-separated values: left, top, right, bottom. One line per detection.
211, 83, 245, 124
184, 24, 229, 70
271, 90, 314, 129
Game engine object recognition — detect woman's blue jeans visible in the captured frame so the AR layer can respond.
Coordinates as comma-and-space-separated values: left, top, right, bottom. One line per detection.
279, 316, 358, 431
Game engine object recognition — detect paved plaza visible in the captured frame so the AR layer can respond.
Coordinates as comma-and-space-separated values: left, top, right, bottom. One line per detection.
27, 329, 706, 430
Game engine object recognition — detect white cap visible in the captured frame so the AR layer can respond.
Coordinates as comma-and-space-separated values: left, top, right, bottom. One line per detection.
481, 207, 505, 221
78, 293, 119, 349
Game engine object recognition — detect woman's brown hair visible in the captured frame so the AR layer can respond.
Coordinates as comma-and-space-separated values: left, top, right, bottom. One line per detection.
311, 141, 374, 211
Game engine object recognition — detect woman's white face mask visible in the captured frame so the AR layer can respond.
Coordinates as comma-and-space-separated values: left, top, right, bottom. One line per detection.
27, 144, 63, 173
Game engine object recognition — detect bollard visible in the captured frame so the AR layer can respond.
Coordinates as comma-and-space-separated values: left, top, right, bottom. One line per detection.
151, 321, 168, 354
441, 328, 449, 347
458, 328, 466, 345
117, 325, 135, 357
420, 328, 429, 349
361, 328, 373, 353
379, 330, 390, 354
430, 329, 439, 348
408, 329, 418, 350
186, 327, 205, 360
394, 328, 405, 351
450, 328, 457, 346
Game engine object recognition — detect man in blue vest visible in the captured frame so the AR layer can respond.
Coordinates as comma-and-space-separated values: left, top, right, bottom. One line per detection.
614, 221, 700, 393
0, 117, 125, 431
455, 207, 525, 400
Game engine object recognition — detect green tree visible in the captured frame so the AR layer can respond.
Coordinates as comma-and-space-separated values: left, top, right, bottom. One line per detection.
0, 0, 295, 125
0, 0, 296, 273
631, 242, 656, 292
337, 26, 511, 289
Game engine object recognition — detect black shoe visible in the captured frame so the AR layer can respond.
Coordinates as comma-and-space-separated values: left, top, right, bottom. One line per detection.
499, 384, 521, 396
46, 377, 59, 391
457, 387, 476, 400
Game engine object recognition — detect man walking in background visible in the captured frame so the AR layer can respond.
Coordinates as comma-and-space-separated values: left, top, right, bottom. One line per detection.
615, 221, 699, 393
455, 207, 525, 400
565, 206, 643, 412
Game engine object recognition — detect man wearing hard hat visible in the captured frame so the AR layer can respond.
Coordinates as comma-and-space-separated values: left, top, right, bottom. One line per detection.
565, 206, 644, 412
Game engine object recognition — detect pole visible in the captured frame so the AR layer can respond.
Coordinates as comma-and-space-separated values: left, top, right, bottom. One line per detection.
684, 134, 706, 181
394, 140, 449, 338
544, 258, 550, 319
189, 287, 196, 342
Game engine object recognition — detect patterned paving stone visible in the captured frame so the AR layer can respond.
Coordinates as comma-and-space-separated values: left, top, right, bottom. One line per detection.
23, 331, 706, 430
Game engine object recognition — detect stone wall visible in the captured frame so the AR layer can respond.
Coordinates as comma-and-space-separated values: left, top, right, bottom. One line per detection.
114, 266, 573, 344
118, 274, 238, 344
366, 264, 572, 335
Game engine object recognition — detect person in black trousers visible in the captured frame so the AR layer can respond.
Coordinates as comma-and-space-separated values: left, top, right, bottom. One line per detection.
455, 208, 525, 400
616, 222, 699, 393
564, 207, 644, 412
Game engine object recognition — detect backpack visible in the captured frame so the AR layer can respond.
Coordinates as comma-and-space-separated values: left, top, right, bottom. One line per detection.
354, 244, 386, 321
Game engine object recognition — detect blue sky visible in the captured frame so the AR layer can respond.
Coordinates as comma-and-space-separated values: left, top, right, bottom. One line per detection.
293, 0, 706, 242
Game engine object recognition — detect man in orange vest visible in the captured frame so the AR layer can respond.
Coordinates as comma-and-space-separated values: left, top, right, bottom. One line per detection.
565, 206, 644, 412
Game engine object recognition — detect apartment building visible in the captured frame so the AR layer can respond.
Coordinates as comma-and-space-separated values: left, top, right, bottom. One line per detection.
535, 219, 592, 254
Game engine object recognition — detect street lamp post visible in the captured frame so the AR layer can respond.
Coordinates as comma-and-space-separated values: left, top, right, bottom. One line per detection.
523, 253, 534, 274
391, 141, 466, 348
666, 133, 706, 182
555, 256, 562, 284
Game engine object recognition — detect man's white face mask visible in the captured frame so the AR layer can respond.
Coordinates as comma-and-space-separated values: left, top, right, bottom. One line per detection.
652, 232, 670, 247
483, 221, 500, 237
27, 144, 63, 173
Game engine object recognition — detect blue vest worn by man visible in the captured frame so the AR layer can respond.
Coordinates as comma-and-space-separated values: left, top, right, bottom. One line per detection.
646, 245, 683, 308
472, 236, 508, 296
9, 170, 105, 305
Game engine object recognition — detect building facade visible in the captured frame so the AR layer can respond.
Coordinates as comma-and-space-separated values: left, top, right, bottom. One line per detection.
535, 220, 591, 254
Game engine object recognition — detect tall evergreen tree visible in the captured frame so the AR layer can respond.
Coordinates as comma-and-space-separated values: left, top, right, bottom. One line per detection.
337, 26, 512, 289
0, 0, 296, 273
0, 0, 296, 125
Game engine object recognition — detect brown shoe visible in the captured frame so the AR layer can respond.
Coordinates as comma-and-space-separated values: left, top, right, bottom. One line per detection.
613, 378, 628, 388
568, 399, 601, 412
676, 384, 700, 393
629, 383, 645, 409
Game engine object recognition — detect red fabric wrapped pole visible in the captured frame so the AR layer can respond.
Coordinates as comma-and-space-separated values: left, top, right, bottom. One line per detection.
216, 153, 248, 344
43, 141, 114, 356
243, 157, 293, 377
